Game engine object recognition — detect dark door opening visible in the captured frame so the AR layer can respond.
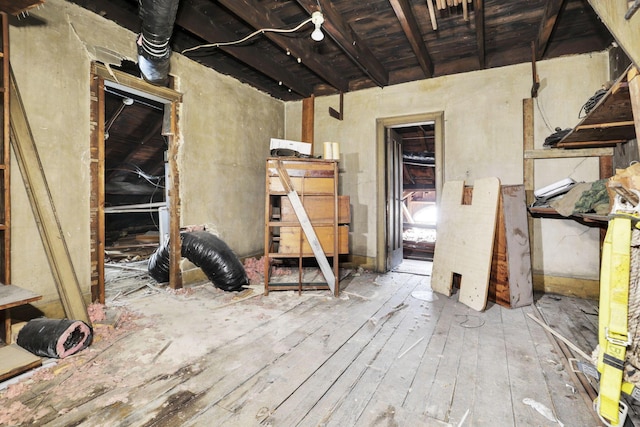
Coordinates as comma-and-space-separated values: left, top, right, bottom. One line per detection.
389, 122, 437, 263
90, 63, 182, 303
102, 86, 168, 293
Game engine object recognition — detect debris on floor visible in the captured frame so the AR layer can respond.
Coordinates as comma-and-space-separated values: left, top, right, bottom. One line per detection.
243, 256, 289, 285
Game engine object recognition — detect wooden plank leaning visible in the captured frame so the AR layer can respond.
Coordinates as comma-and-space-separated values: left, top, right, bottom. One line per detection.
629, 66, 640, 147
275, 161, 336, 294
9, 67, 89, 323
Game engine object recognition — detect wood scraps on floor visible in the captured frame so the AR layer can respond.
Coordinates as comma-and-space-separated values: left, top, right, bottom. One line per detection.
0, 266, 600, 426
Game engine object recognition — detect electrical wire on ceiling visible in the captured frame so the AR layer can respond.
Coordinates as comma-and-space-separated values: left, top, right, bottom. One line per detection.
180, 11, 324, 55
105, 96, 134, 140
108, 165, 165, 188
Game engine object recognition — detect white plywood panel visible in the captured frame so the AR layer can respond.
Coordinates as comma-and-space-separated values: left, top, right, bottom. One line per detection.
431, 177, 500, 311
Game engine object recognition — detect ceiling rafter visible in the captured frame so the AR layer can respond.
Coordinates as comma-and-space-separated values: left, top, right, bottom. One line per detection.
535, 0, 565, 60
107, 120, 163, 182
474, 0, 485, 69
0, 0, 45, 15
294, 0, 389, 87
388, 0, 434, 78
216, 0, 349, 93
70, 0, 140, 32
69, 0, 614, 101
178, 0, 313, 97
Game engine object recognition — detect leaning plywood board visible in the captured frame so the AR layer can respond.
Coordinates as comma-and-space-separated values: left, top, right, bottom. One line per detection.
500, 185, 533, 307
484, 186, 534, 308
431, 177, 500, 311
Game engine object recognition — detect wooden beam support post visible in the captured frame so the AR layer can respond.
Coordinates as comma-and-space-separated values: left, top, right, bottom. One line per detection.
166, 102, 182, 290
474, 0, 485, 69
523, 98, 535, 273
302, 94, 314, 152
9, 68, 89, 324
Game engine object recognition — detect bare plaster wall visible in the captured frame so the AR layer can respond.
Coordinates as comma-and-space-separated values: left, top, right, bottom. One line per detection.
10, 0, 283, 314
285, 52, 609, 279
174, 54, 284, 256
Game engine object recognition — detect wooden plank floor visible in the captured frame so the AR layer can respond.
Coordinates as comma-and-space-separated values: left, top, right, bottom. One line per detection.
0, 261, 606, 426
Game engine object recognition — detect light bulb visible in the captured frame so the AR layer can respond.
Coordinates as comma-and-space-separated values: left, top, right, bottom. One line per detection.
311, 27, 324, 41
311, 11, 324, 42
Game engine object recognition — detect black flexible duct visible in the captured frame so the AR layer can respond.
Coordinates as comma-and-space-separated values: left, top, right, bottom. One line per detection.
148, 231, 249, 292
138, 0, 180, 85
17, 318, 93, 359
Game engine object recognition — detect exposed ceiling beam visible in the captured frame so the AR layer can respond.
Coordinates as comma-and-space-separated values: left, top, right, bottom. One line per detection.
107, 120, 163, 182
69, 0, 140, 32
474, 0, 485, 69
216, 0, 349, 93
178, 0, 313, 97
172, 32, 300, 101
0, 0, 44, 15
535, 0, 565, 60
295, 0, 389, 87
388, 0, 434, 78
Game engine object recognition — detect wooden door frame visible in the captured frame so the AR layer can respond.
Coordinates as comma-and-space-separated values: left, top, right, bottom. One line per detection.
89, 63, 183, 303
375, 112, 444, 272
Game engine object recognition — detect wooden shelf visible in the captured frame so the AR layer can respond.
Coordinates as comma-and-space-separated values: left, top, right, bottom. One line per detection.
528, 206, 608, 227
558, 65, 637, 148
524, 147, 614, 159
264, 157, 348, 296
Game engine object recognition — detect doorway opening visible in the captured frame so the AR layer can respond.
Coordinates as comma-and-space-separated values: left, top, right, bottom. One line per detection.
89, 63, 182, 304
102, 85, 168, 297
376, 112, 444, 273
394, 123, 437, 262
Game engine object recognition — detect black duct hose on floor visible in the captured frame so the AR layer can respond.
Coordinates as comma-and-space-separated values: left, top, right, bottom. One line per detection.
17, 318, 93, 359
148, 231, 249, 291
148, 238, 171, 283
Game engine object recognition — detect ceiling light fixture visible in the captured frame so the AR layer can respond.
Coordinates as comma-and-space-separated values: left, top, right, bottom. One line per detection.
311, 11, 325, 42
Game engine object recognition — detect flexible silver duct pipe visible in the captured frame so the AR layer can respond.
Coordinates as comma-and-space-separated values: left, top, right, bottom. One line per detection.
137, 0, 180, 85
